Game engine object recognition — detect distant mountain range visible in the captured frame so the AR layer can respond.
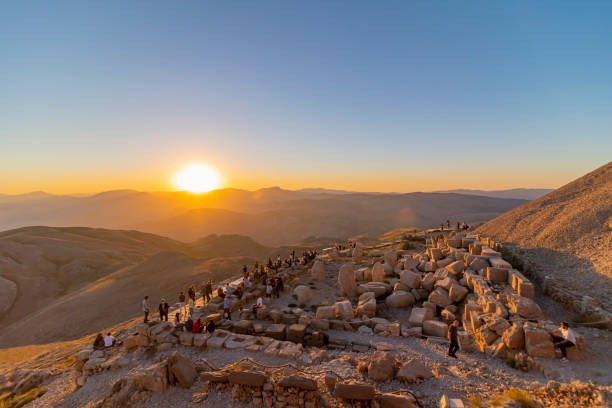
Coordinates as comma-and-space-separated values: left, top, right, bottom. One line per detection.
0, 187, 530, 245
433, 188, 553, 200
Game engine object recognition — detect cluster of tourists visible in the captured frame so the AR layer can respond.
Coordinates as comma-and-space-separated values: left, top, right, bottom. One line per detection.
439, 220, 470, 231
138, 249, 318, 328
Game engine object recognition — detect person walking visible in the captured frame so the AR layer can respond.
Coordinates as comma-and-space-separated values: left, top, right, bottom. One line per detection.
223, 295, 231, 320
158, 298, 169, 321
142, 295, 150, 323
448, 320, 460, 358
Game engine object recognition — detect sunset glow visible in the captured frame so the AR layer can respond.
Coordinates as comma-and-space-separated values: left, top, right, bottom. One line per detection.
174, 163, 221, 193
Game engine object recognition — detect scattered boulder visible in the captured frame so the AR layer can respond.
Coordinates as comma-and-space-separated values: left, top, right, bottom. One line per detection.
367, 351, 396, 382
335, 381, 376, 400
396, 359, 433, 383
168, 352, 197, 388
312, 259, 325, 281
385, 290, 415, 308
293, 285, 312, 302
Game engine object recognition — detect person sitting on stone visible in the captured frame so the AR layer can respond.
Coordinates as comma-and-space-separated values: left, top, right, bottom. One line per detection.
192, 317, 203, 334
93, 333, 104, 350
184, 316, 193, 332
253, 297, 263, 315
206, 319, 216, 334
551, 322, 576, 362
224, 283, 232, 296
173, 312, 184, 329
104, 332, 116, 347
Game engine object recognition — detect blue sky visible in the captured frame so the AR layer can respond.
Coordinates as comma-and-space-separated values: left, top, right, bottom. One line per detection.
1, 1, 611, 193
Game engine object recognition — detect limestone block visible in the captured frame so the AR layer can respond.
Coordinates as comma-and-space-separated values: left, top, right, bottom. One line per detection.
293, 285, 312, 303
421, 273, 435, 291
428, 287, 452, 307
502, 325, 524, 349
489, 257, 511, 269
265, 324, 287, 340
445, 260, 464, 277
486, 267, 508, 283
335, 381, 376, 400
408, 307, 433, 327
399, 270, 421, 289
315, 306, 335, 320
508, 295, 543, 319
449, 283, 468, 302
385, 290, 415, 308
335, 300, 354, 320
524, 326, 555, 358
422, 320, 448, 337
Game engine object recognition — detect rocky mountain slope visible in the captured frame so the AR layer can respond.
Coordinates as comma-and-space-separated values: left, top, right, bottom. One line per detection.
477, 162, 612, 311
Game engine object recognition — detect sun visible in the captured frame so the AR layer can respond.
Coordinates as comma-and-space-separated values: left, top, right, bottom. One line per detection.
174, 163, 221, 193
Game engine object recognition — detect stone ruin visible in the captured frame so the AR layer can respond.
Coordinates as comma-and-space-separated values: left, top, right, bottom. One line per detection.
69, 229, 595, 407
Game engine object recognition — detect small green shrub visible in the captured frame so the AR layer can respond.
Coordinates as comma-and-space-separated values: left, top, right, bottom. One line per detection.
288, 303, 297, 308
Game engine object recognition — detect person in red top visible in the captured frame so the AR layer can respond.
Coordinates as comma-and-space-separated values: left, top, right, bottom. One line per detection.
192, 317, 203, 334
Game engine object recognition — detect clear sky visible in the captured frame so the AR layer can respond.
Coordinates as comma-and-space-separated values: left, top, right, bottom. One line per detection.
1, 1, 611, 194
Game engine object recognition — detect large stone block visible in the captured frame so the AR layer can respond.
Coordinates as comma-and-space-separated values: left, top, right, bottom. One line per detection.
358, 282, 389, 297
311, 303, 335, 320
265, 324, 287, 340
287, 324, 307, 343
408, 307, 433, 327
489, 257, 511, 269
508, 295, 543, 319
449, 283, 468, 302
445, 260, 464, 277
428, 287, 452, 307
229, 371, 267, 387
335, 382, 376, 400
293, 285, 312, 302
422, 320, 448, 338
421, 273, 435, 291
335, 300, 354, 320
524, 325, 555, 358
486, 267, 508, 283
400, 270, 421, 289
502, 325, 524, 349
206, 330, 231, 349
385, 290, 415, 308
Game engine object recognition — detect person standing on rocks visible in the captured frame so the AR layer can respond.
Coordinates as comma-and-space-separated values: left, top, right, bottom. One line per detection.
447, 320, 460, 358
178, 291, 186, 320
158, 298, 169, 321
204, 280, 213, 303
188, 285, 196, 305
142, 295, 150, 323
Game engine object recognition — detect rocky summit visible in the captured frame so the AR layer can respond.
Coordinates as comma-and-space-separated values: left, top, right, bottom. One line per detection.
0, 226, 610, 408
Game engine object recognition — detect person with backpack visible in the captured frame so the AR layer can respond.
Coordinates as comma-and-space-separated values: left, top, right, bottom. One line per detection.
158, 298, 169, 321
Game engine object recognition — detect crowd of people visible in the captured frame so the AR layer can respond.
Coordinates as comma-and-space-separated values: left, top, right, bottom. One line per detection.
135, 249, 318, 337
439, 219, 470, 231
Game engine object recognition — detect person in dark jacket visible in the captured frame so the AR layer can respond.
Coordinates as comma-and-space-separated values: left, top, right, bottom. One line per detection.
206, 319, 216, 334
448, 320, 460, 358
184, 317, 193, 332
158, 298, 169, 321
93, 333, 104, 350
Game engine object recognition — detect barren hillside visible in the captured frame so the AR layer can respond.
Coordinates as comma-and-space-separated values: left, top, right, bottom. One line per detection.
0, 227, 300, 347
477, 162, 612, 310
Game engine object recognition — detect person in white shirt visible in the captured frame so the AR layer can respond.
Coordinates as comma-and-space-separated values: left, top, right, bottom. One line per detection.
551, 322, 576, 362
104, 333, 115, 347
